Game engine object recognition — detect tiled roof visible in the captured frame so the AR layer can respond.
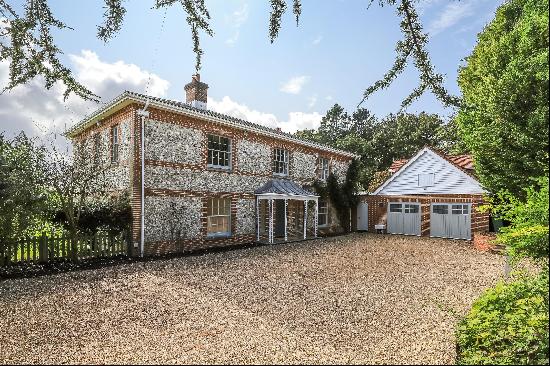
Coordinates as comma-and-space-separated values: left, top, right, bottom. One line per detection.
254, 179, 317, 197
389, 159, 409, 173
448, 154, 475, 170
66, 91, 358, 158
389, 153, 475, 173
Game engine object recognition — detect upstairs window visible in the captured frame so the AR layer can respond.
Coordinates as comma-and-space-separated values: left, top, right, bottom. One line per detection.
319, 157, 329, 180
207, 198, 231, 236
318, 200, 329, 227
273, 148, 289, 176
93, 133, 101, 166
418, 172, 434, 187
111, 125, 119, 163
208, 134, 231, 169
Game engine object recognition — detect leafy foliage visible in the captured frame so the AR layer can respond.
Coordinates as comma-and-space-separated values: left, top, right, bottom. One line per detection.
459, 179, 548, 365
456, 0, 549, 196
367, 170, 392, 193
2, 0, 459, 108
483, 177, 549, 262
268, 0, 302, 41
359, 0, 460, 109
154, 0, 213, 72
314, 159, 362, 232
52, 192, 131, 235
97, 0, 127, 43
0, 133, 49, 241
456, 271, 549, 365
0, 0, 99, 101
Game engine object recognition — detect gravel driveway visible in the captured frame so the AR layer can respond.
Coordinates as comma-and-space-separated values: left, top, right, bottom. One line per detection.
0, 233, 504, 364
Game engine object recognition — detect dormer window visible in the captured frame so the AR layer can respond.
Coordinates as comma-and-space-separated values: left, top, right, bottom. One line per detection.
418, 172, 434, 187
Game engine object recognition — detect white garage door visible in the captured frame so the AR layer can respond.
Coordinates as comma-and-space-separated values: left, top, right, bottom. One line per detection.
430, 203, 471, 240
387, 203, 421, 236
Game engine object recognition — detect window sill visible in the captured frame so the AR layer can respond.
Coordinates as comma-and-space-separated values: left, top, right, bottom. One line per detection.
207, 165, 232, 173
273, 173, 289, 177
206, 233, 232, 240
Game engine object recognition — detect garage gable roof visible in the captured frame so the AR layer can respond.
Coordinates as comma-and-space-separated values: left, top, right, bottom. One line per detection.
372, 147, 487, 195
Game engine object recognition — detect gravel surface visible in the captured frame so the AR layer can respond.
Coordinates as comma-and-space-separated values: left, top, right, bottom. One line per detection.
0, 233, 504, 364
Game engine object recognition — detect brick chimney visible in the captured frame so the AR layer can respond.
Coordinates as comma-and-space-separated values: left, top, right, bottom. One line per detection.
184, 74, 208, 109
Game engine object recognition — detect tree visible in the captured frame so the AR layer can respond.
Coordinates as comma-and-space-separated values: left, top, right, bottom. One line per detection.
317, 104, 351, 144
456, 0, 549, 196
372, 112, 452, 169
488, 177, 549, 262
44, 140, 111, 240
1, 0, 458, 109
297, 105, 465, 190
0, 133, 49, 241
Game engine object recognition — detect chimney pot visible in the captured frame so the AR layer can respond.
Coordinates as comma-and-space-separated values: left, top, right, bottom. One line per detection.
185, 73, 208, 109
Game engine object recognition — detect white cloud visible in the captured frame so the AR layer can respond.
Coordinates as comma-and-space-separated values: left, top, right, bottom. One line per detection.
225, 30, 241, 46
280, 75, 309, 95
307, 95, 317, 109
225, 3, 249, 46
70, 50, 169, 99
0, 50, 170, 141
282, 111, 323, 132
325, 95, 333, 101
312, 35, 323, 45
208, 95, 322, 133
428, 2, 474, 36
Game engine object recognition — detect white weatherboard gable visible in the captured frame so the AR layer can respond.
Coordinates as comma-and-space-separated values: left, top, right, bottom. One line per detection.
373, 148, 487, 195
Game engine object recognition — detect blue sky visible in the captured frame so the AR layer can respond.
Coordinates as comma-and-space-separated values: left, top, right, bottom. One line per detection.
0, 0, 503, 137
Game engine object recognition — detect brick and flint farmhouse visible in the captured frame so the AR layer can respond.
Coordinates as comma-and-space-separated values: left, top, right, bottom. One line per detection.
66, 75, 357, 256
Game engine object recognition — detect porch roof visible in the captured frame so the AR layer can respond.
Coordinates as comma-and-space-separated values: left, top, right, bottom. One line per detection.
254, 179, 317, 198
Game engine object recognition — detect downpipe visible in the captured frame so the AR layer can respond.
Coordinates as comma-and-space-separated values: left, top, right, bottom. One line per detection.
137, 100, 150, 257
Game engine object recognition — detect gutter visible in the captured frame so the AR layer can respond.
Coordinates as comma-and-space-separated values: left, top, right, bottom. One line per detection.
67, 92, 360, 160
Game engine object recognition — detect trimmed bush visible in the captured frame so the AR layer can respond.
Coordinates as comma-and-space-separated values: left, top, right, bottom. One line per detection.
456, 271, 549, 365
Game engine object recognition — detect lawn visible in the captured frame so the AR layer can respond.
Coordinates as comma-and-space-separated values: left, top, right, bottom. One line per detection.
0, 233, 504, 364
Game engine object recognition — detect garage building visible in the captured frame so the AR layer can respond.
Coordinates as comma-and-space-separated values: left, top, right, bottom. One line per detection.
357, 147, 489, 240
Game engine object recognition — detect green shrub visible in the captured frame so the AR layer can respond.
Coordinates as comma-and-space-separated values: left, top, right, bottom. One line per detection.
492, 177, 549, 262
456, 271, 549, 365
51, 192, 131, 235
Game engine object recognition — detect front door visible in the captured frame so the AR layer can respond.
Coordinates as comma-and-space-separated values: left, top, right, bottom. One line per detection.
387, 202, 421, 236
274, 199, 286, 237
357, 202, 368, 231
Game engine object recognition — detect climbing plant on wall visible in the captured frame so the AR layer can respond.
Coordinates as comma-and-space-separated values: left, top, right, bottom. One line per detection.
313, 159, 362, 233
